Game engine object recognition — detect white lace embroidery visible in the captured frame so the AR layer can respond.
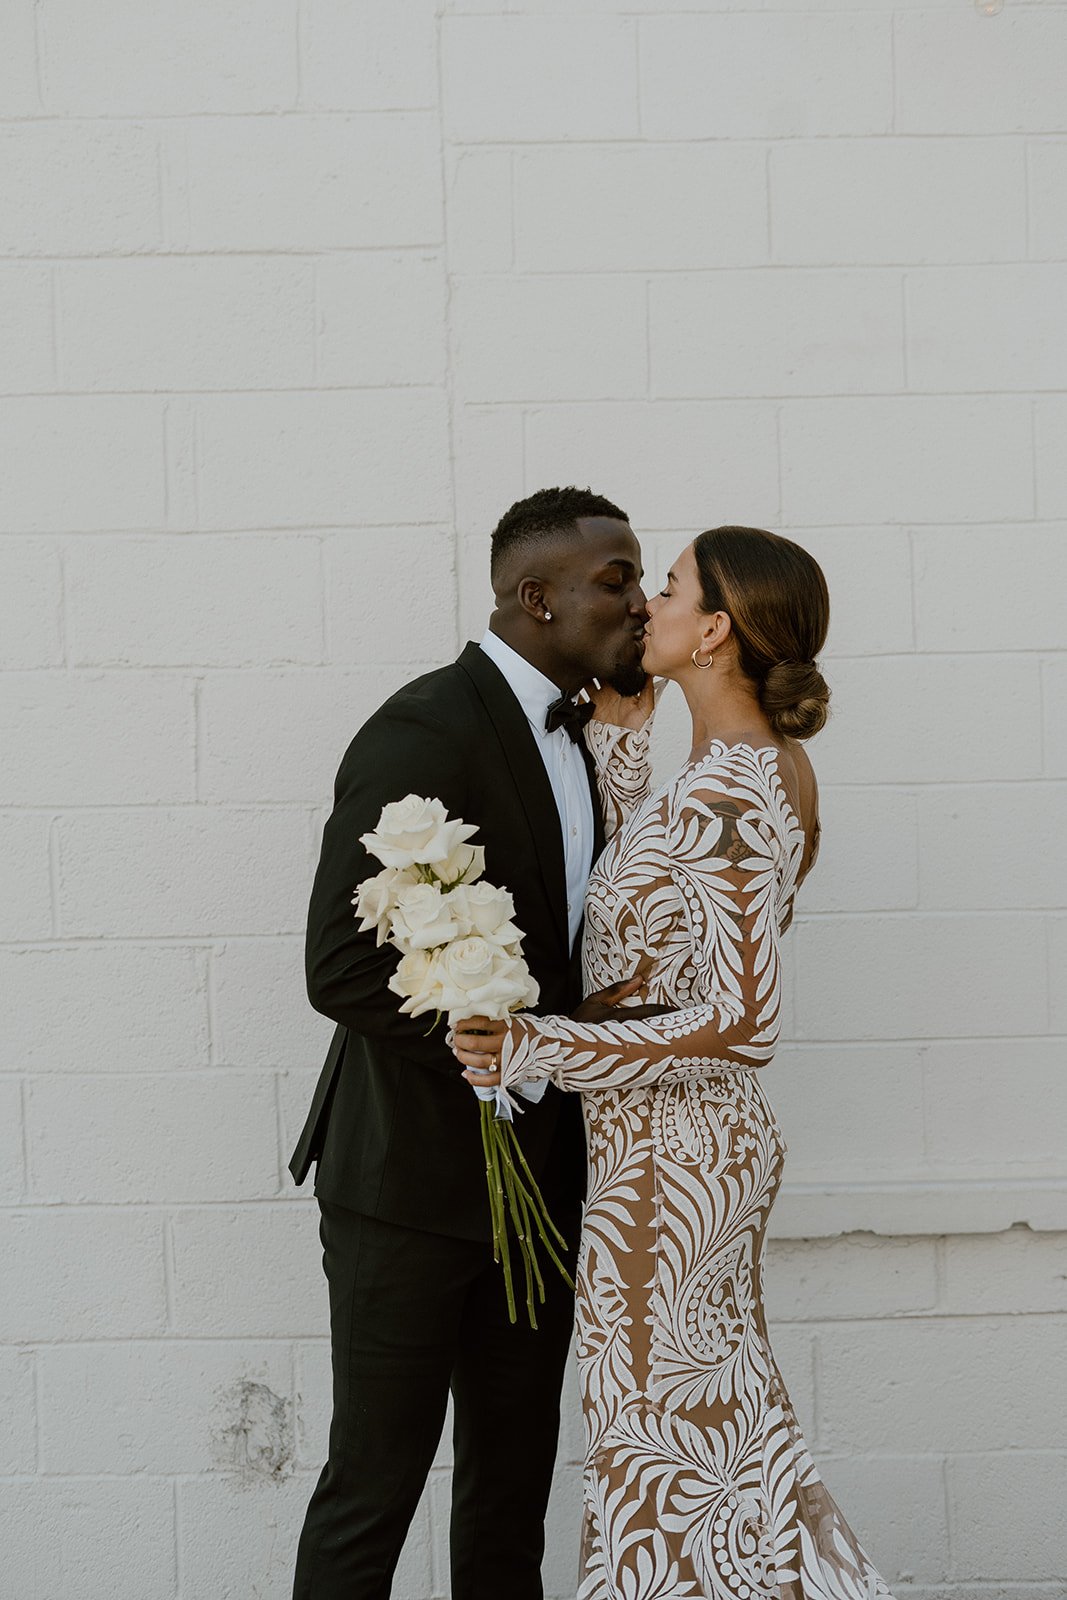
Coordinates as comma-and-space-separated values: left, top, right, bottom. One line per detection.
504, 726, 895, 1600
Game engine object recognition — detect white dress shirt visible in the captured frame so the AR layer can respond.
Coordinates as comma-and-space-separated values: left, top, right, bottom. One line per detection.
479, 629, 595, 951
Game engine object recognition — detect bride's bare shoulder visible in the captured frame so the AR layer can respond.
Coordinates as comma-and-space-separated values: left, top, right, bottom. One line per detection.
770, 739, 820, 880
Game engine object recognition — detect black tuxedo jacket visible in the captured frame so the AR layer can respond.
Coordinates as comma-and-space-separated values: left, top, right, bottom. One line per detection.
289, 642, 601, 1242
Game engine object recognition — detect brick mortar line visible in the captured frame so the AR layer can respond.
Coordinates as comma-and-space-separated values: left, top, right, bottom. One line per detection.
2, 384, 1066, 400
0, 382, 448, 398
4, 254, 1062, 269
0, 116, 1059, 138
0, 516, 1056, 534
17, 1077, 29, 1207
433, 0, 463, 665
5, 247, 453, 262
162, 1215, 176, 1334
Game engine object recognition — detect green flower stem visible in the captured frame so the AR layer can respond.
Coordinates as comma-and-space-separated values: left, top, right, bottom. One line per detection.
486, 1110, 516, 1324
511, 1169, 546, 1308
500, 1145, 538, 1331
479, 1100, 500, 1266
503, 1120, 575, 1269
484, 1103, 508, 1290
478, 1099, 575, 1327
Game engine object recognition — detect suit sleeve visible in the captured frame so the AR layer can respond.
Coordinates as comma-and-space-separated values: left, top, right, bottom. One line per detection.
305, 698, 469, 1071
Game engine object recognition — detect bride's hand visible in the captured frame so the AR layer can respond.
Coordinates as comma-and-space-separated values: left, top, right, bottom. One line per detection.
581, 675, 656, 732
451, 1015, 508, 1087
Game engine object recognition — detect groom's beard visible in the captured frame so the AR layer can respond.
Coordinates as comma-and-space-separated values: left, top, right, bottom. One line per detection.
608, 661, 647, 698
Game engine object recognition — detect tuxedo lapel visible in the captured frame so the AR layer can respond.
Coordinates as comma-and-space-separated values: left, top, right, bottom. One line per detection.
582, 740, 606, 861
457, 641, 569, 950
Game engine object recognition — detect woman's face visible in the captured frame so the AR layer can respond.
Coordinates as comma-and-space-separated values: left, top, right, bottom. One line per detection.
641, 542, 709, 678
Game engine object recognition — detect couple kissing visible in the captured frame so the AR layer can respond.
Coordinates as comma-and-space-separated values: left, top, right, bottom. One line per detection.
289, 486, 893, 1600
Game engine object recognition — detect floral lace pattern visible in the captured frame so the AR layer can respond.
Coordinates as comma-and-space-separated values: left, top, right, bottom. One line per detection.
501, 728, 895, 1599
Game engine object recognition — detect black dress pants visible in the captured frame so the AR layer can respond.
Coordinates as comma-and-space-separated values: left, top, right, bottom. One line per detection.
292, 1200, 578, 1600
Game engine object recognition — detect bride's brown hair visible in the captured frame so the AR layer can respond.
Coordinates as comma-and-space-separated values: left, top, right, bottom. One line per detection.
693, 526, 831, 741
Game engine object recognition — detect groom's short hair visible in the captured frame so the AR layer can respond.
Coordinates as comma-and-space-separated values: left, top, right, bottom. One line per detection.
490, 486, 629, 584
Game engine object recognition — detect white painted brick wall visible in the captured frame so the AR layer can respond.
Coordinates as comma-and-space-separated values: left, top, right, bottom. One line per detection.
182, 115, 444, 251
1035, 395, 1067, 516
0, 396, 168, 531
526, 400, 782, 528
513, 146, 769, 272
25, 1072, 280, 1204
37, 0, 301, 116
648, 269, 906, 397
453, 275, 649, 400
65, 537, 325, 666
0, 123, 164, 255
3, 2, 1065, 1597
639, 15, 892, 139
0, 672, 197, 803
1, 1481, 179, 1600
769, 139, 1029, 264
59, 258, 319, 393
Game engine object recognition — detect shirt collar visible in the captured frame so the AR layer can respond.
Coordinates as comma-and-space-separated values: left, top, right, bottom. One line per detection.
479, 629, 562, 737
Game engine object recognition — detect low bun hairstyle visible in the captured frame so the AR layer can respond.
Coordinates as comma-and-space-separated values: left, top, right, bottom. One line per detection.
693, 527, 831, 741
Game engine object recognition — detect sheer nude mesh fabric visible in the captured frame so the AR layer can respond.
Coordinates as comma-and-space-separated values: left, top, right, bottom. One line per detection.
500, 721, 894, 1600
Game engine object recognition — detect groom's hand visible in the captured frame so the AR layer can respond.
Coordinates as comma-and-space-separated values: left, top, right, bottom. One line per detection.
572, 974, 671, 1025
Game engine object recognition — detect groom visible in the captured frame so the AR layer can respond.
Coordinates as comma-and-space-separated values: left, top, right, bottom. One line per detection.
290, 486, 648, 1599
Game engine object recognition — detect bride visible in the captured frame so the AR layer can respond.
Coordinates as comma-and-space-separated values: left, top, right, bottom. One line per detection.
451, 526, 894, 1599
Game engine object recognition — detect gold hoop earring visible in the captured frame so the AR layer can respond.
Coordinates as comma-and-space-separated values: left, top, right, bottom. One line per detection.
691, 648, 714, 670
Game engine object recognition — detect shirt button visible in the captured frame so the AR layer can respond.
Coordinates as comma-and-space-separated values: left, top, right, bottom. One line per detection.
571, 826, 578, 837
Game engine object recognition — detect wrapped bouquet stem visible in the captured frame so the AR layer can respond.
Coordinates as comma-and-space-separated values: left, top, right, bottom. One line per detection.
354, 793, 575, 1328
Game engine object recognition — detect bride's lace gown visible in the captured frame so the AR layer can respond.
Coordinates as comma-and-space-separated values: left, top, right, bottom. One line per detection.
498, 721, 894, 1600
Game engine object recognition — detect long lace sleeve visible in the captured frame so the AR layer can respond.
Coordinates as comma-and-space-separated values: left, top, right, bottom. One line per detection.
500, 759, 785, 1095
586, 718, 653, 841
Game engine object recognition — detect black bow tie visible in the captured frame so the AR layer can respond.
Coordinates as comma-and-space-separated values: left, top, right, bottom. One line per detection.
545, 692, 594, 744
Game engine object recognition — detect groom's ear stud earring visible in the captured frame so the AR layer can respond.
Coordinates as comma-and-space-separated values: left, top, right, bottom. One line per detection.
544, 610, 553, 621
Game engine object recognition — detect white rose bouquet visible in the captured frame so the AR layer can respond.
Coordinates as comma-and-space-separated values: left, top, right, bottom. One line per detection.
354, 794, 574, 1328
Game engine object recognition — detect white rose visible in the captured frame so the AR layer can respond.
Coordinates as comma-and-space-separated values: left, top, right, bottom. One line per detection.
434, 841, 486, 888
449, 882, 523, 947
360, 794, 478, 870
353, 866, 416, 947
388, 948, 447, 1017
389, 883, 462, 953
434, 937, 540, 1022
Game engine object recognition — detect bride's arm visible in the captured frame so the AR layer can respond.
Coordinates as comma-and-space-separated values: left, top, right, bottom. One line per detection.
455, 768, 783, 1094
584, 679, 657, 841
